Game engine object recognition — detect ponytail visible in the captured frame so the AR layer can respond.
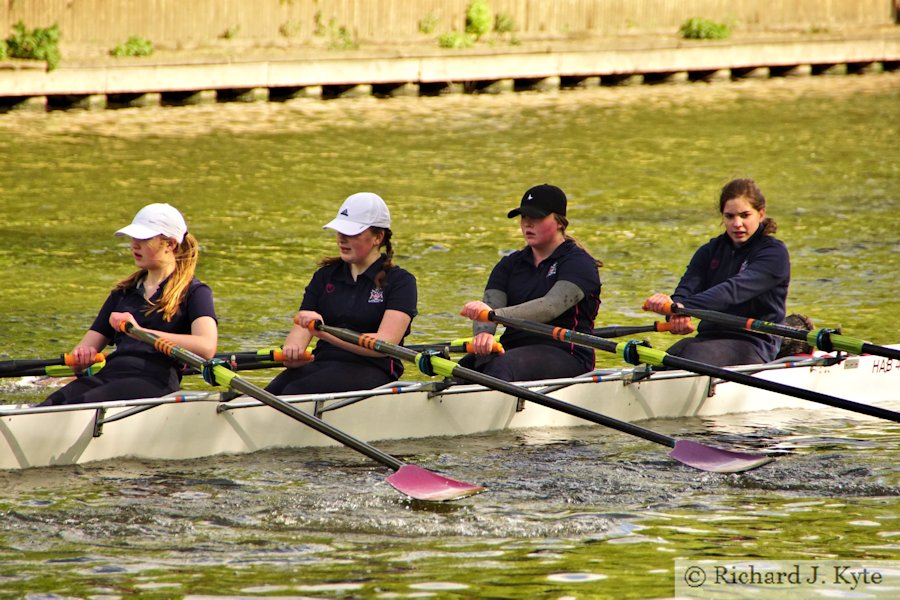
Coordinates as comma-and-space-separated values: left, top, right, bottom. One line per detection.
554, 215, 603, 269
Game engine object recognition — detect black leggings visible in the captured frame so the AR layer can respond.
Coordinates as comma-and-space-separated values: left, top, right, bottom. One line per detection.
39, 356, 179, 406
457, 345, 588, 382
665, 336, 766, 367
265, 360, 394, 395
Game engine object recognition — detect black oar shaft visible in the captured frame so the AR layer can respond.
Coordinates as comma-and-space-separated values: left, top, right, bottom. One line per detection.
0, 352, 106, 375
592, 322, 669, 338
667, 305, 900, 362
122, 323, 403, 470
312, 321, 676, 448
451, 357, 675, 448
487, 312, 900, 423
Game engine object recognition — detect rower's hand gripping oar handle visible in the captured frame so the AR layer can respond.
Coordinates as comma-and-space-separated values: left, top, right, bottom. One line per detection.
63, 352, 107, 367
642, 300, 675, 315
452, 338, 504, 355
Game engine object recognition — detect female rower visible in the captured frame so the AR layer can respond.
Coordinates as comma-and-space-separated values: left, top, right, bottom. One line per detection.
265, 192, 417, 395
643, 178, 790, 366
459, 184, 602, 381
40, 203, 218, 406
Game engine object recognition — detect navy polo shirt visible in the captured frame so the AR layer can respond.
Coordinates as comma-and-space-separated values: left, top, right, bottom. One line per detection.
487, 240, 601, 370
672, 227, 790, 361
90, 276, 217, 377
300, 255, 417, 377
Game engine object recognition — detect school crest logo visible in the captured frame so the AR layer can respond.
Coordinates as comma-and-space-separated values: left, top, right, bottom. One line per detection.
547, 262, 558, 278
368, 288, 384, 303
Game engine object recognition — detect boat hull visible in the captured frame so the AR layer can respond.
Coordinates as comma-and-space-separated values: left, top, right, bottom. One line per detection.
1, 351, 898, 470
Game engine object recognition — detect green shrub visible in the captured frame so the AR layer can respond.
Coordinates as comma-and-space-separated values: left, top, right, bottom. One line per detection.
220, 26, 240, 40
279, 21, 302, 38
495, 12, 514, 34
419, 13, 439, 35
109, 35, 154, 58
313, 12, 358, 49
5, 21, 61, 70
0, 40, 6, 61
438, 31, 475, 49
678, 17, 731, 40
465, 0, 493, 39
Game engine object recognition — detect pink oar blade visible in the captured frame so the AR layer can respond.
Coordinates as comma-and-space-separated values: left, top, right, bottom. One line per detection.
669, 439, 774, 473
386, 464, 487, 502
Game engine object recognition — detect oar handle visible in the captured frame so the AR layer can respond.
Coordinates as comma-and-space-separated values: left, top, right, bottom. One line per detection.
63, 352, 107, 367
0, 352, 107, 375
592, 321, 671, 337
214, 348, 312, 364
460, 340, 505, 354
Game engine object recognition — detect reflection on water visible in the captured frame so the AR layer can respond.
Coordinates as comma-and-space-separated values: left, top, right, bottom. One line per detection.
0, 72, 899, 596
0, 416, 897, 596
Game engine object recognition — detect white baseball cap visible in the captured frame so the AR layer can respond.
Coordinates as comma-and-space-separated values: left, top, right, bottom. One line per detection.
115, 203, 188, 243
323, 192, 391, 236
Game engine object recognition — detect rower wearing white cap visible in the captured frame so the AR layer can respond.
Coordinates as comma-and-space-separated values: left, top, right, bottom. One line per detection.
265, 192, 418, 395
40, 203, 218, 406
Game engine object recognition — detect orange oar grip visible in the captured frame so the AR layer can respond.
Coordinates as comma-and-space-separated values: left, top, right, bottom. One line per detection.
655, 321, 672, 332
641, 300, 675, 315
462, 341, 505, 354
63, 352, 107, 367
296, 315, 319, 332
474, 309, 491, 322
271, 349, 311, 362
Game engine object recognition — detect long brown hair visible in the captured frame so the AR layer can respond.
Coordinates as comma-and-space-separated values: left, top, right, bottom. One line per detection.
719, 178, 777, 235
319, 227, 395, 288
114, 233, 200, 321
554, 214, 603, 268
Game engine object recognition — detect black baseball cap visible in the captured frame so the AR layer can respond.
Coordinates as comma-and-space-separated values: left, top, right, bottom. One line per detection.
507, 184, 567, 218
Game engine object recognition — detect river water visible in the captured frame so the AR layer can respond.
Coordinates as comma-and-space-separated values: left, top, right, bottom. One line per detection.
0, 73, 898, 598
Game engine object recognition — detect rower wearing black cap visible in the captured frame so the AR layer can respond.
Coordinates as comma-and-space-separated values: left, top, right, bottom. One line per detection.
459, 184, 602, 382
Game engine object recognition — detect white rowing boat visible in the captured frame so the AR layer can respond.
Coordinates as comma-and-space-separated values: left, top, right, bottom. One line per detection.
2, 348, 898, 472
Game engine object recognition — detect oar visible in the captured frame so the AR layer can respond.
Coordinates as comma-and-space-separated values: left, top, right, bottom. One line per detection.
406, 339, 504, 354
180, 348, 297, 375
118, 322, 485, 502
4, 349, 290, 379
647, 302, 900, 362
404, 323, 669, 354
307, 320, 774, 473
481, 312, 900, 423
593, 322, 671, 337
0, 353, 107, 378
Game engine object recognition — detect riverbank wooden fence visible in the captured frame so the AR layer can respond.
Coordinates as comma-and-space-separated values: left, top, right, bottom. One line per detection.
2, 0, 896, 49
